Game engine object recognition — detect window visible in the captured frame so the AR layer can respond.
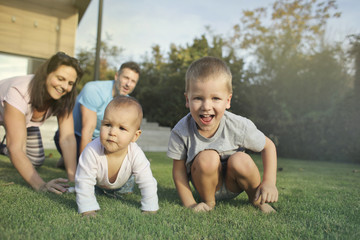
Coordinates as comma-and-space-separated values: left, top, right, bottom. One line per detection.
0, 53, 45, 80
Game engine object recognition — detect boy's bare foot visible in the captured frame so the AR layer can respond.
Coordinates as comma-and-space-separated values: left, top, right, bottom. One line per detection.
253, 202, 276, 213
251, 195, 276, 213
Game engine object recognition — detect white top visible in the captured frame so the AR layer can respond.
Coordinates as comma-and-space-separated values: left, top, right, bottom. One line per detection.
0, 75, 51, 127
75, 138, 159, 213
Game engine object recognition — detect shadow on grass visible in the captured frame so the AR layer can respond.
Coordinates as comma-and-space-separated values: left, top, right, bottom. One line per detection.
0, 155, 69, 183
44, 191, 78, 211
0, 156, 29, 186
1, 154, 184, 212
45, 181, 180, 213
220, 197, 249, 206
99, 183, 181, 211
221, 194, 282, 213
157, 184, 180, 204
43, 185, 148, 214
0, 155, 77, 213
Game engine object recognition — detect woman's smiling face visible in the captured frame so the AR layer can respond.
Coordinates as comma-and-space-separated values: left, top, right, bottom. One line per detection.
46, 65, 77, 100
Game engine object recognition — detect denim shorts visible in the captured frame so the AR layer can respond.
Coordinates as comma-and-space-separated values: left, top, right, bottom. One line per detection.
95, 175, 135, 199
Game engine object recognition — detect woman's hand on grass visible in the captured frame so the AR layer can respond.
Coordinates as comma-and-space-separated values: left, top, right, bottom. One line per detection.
39, 178, 69, 194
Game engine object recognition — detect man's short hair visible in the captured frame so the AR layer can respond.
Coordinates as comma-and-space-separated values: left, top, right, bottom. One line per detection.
118, 61, 140, 75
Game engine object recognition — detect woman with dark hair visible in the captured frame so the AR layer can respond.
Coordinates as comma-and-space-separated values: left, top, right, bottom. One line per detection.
0, 52, 83, 194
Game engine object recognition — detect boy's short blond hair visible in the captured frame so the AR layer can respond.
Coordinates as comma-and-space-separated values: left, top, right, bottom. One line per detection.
105, 95, 143, 129
185, 56, 232, 93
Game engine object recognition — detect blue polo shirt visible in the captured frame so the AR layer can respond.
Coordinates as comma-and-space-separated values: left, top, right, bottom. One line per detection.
73, 80, 114, 138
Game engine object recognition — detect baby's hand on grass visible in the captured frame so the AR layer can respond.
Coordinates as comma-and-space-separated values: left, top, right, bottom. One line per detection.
255, 181, 278, 204
82, 211, 97, 218
66, 187, 75, 193
191, 202, 213, 212
39, 178, 69, 195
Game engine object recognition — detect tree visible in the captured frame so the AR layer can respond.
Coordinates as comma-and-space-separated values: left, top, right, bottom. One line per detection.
326, 34, 360, 163
348, 34, 360, 97
75, 35, 123, 91
232, 0, 341, 51
229, 0, 355, 161
134, 33, 246, 127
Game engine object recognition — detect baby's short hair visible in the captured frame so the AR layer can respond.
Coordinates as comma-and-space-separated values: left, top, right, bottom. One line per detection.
106, 95, 143, 129
185, 56, 232, 93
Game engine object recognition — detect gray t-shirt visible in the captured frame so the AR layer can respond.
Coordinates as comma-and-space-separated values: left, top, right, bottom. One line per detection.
167, 111, 266, 173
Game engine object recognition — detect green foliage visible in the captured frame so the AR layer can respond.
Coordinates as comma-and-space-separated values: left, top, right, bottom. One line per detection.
1, 151, 360, 239
233, 0, 341, 51
228, 0, 357, 162
73, 0, 359, 163
348, 34, 360, 97
326, 93, 360, 162
134, 34, 245, 127
254, 46, 353, 160
75, 35, 123, 91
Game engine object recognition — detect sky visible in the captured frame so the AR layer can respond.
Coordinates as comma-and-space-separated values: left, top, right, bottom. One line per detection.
75, 0, 360, 65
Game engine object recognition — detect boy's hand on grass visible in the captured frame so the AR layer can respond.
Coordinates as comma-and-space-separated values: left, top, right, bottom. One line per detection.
191, 202, 213, 212
255, 181, 278, 204
39, 178, 69, 195
82, 211, 97, 218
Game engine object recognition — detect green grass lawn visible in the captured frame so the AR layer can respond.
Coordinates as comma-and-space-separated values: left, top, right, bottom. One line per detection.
0, 151, 359, 239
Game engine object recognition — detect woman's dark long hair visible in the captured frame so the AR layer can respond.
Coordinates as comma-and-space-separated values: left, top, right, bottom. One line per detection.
29, 52, 83, 118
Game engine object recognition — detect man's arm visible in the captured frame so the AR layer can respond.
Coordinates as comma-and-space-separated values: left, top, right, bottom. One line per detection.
79, 105, 97, 154
58, 113, 77, 182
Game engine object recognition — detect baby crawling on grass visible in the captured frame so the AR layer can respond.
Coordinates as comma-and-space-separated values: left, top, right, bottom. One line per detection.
75, 95, 159, 217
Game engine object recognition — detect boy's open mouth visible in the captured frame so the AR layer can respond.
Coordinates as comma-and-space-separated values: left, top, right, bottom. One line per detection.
200, 114, 214, 124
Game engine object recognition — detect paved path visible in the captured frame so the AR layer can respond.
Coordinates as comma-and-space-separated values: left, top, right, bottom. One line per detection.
0, 117, 171, 152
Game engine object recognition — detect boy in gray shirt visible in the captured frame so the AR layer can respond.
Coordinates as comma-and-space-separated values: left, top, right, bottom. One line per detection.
167, 56, 278, 213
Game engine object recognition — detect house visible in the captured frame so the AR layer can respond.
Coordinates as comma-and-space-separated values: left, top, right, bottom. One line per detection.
0, 0, 91, 80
